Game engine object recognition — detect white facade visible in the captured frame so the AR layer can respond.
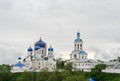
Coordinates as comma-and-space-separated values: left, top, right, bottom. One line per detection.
103, 61, 120, 73
11, 38, 56, 73
70, 32, 99, 71
11, 57, 26, 73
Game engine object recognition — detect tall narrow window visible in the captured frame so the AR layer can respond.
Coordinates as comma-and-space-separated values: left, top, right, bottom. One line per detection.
80, 44, 82, 50
80, 44, 82, 47
74, 54, 77, 59
77, 44, 79, 50
75, 44, 76, 50
82, 56, 84, 59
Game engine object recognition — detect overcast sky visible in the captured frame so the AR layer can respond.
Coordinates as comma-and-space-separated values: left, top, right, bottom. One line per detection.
0, 0, 120, 64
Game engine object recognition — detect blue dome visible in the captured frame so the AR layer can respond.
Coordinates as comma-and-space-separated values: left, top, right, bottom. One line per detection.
48, 46, 54, 51
34, 46, 40, 51
14, 62, 25, 68
75, 32, 82, 42
35, 38, 46, 48
18, 57, 22, 60
75, 38, 82, 42
28, 46, 33, 52
79, 50, 87, 55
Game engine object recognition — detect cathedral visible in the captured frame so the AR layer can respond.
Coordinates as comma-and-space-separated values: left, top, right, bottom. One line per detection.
69, 32, 99, 71
11, 38, 56, 72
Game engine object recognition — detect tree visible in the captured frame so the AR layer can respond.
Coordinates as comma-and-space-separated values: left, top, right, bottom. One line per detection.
36, 69, 50, 81
16, 72, 34, 81
0, 64, 11, 81
91, 64, 106, 81
112, 75, 120, 81
56, 60, 65, 69
62, 75, 88, 81
65, 62, 73, 72
91, 64, 106, 73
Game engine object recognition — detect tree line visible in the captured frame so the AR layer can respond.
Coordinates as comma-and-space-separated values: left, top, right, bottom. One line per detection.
0, 61, 120, 81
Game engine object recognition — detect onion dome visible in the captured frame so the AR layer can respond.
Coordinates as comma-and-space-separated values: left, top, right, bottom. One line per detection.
75, 38, 82, 42
14, 57, 25, 68
34, 46, 40, 51
18, 57, 22, 60
48, 46, 54, 51
14, 62, 25, 68
75, 32, 82, 42
79, 50, 87, 55
35, 38, 46, 48
28, 46, 33, 52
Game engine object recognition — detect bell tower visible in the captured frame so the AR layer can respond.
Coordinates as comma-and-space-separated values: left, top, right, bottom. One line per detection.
74, 32, 83, 51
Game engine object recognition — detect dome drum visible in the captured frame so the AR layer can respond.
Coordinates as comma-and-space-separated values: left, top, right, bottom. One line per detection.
28, 47, 33, 52
48, 47, 54, 51
34, 46, 40, 51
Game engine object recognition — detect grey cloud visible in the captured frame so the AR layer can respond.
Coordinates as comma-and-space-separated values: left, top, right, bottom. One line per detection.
0, 0, 11, 10
89, 47, 120, 61
0, 0, 120, 64
0, 44, 24, 64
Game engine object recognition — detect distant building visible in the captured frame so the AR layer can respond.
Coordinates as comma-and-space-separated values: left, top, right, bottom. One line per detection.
11, 38, 56, 73
103, 60, 120, 73
69, 32, 100, 71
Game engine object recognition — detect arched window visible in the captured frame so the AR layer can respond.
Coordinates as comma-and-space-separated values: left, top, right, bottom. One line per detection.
82, 56, 84, 59
77, 44, 79, 50
75, 44, 76, 47
80, 44, 82, 50
80, 44, 82, 47
74, 54, 77, 59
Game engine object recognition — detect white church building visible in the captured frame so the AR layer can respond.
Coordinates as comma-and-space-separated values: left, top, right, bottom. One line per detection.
11, 38, 56, 73
69, 32, 120, 73
11, 31, 120, 73
69, 32, 100, 71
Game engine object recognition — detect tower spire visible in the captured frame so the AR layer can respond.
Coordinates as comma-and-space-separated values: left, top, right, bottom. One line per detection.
40, 36, 41, 40
77, 31, 80, 39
